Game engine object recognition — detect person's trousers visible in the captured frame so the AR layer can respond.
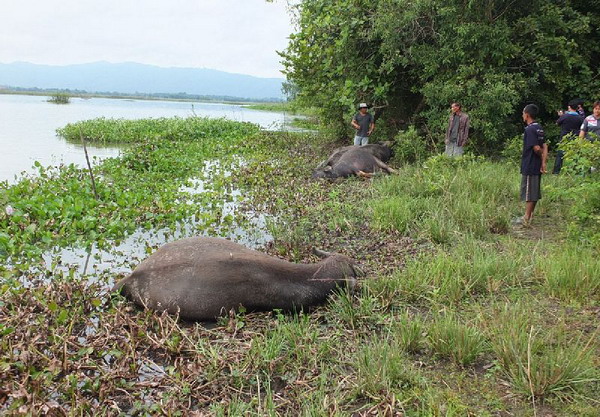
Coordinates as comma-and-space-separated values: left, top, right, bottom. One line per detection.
445, 142, 464, 157
354, 135, 369, 146
553, 150, 564, 174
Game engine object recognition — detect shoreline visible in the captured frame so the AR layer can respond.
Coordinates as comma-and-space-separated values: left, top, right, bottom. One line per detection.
0, 88, 283, 106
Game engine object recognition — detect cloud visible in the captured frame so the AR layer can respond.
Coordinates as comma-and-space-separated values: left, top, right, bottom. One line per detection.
0, 0, 292, 78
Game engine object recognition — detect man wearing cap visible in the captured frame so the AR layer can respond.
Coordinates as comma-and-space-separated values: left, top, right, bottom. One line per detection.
444, 102, 470, 157
351, 103, 375, 146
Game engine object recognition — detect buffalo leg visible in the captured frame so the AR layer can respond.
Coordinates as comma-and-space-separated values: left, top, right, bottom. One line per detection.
373, 157, 397, 174
357, 170, 374, 178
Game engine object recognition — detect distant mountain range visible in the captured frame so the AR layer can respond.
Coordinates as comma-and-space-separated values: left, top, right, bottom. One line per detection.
0, 61, 285, 101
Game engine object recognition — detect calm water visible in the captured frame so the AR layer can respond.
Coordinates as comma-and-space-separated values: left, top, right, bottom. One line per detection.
0, 94, 289, 183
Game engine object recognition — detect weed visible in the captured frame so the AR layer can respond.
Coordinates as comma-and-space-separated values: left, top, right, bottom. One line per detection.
428, 312, 488, 367
485, 303, 598, 400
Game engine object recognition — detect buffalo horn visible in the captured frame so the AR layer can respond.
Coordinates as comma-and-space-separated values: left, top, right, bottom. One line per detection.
312, 248, 332, 258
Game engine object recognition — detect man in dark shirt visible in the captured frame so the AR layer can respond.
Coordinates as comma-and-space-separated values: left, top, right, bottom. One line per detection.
351, 103, 375, 146
553, 102, 583, 173
515, 104, 548, 227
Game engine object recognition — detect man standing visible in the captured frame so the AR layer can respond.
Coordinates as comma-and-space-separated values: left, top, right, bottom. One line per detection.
444, 102, 470, 156
579, 101, 600, 141
554, 101, 583, 174
515, 104, 548, 227
351, 103, 374, 146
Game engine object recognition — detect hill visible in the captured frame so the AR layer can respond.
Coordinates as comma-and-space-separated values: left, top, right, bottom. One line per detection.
0, 61, 284, 100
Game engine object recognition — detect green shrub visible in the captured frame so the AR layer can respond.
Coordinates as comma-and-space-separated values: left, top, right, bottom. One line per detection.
501, 134, 522, 162
392, 126, 430, 164
546, 178, 600, 244
559, 135, 600, 175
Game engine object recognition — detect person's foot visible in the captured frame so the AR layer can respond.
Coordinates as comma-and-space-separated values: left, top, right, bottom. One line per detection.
512, 216, 531, 227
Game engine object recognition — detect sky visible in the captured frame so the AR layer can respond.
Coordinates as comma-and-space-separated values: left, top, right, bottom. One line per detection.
0, 0, 295, 79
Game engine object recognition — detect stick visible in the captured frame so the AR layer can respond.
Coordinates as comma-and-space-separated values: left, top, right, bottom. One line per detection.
79, 127, 99, 200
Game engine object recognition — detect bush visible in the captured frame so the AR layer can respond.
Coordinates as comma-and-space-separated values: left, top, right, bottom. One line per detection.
392, 126, 430, 164
559, 135, 600, 175
501, 134, 522, 162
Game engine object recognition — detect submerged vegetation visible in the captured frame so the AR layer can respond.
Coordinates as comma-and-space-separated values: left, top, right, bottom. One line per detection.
1, 116, 599, 415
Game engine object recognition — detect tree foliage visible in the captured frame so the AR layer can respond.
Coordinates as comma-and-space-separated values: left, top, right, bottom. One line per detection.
281, 0, 600, 149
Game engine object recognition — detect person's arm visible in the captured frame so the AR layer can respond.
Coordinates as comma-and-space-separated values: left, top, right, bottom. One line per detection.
368, 121, 375, 136
462, 115, 470, 145
351, 117, 360, 130
540, 143, 548, 173
579, 119, 587, 138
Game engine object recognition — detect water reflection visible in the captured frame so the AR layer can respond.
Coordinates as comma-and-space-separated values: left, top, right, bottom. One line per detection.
37, 159, 273, 286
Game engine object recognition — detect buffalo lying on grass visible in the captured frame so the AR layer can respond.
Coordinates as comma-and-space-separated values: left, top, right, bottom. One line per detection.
114, 237, 361, 321
312, 144, 396, 179
315, 142, 393, 171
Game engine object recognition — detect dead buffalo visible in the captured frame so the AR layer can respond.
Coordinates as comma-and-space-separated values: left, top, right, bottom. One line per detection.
113, 237, 360, 321
315, 142, 393, 171
312, 146, 397, 179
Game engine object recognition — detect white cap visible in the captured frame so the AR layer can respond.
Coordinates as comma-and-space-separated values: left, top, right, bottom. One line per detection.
358, 103, 368, 109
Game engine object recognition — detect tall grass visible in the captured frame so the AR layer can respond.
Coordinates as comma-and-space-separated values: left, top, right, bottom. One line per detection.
484, 302, 598, 400
372, 155, 516, 242
428, 312, 488, 366
539, 244, 600, 302
353, 338, 421, 398
368, 238, 532, 306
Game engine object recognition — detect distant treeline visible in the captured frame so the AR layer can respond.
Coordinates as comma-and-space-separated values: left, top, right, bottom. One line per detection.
0, 86, 284, 104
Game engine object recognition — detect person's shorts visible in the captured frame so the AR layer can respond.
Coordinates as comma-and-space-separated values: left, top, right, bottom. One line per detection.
521, 175, 542, 202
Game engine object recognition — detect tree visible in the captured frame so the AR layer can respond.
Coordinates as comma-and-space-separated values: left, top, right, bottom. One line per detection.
281, 0, 600, 150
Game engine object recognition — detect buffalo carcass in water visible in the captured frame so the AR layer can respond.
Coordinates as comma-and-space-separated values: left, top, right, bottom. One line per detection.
312, 144, 396, 179
113, 237, 361, 321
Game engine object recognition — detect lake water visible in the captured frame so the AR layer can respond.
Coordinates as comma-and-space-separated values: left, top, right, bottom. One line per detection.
0, 93, 290, 183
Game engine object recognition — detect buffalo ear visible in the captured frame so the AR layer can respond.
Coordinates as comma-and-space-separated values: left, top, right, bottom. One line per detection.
312, 248, 331, 258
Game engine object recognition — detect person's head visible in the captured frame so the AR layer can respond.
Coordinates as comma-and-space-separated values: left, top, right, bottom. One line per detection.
593, 101, 600, 118
522, 104, 539, 123
451, 102, 461, 114
567, 99, 579, 112
358, 103, 368, 114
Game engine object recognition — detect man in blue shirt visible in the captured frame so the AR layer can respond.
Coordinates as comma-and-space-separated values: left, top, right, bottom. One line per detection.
515, 104, 548, 227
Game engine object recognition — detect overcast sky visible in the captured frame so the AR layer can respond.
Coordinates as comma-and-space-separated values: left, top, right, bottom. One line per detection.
0, 0, 294, 78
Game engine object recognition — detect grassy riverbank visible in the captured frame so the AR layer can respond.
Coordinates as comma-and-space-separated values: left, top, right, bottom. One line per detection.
1, 119, 599, 415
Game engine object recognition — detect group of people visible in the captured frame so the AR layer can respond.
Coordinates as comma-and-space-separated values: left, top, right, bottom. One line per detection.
350, 101, 470, 154
514, 100, 599, 226
350, 99, 600, 228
